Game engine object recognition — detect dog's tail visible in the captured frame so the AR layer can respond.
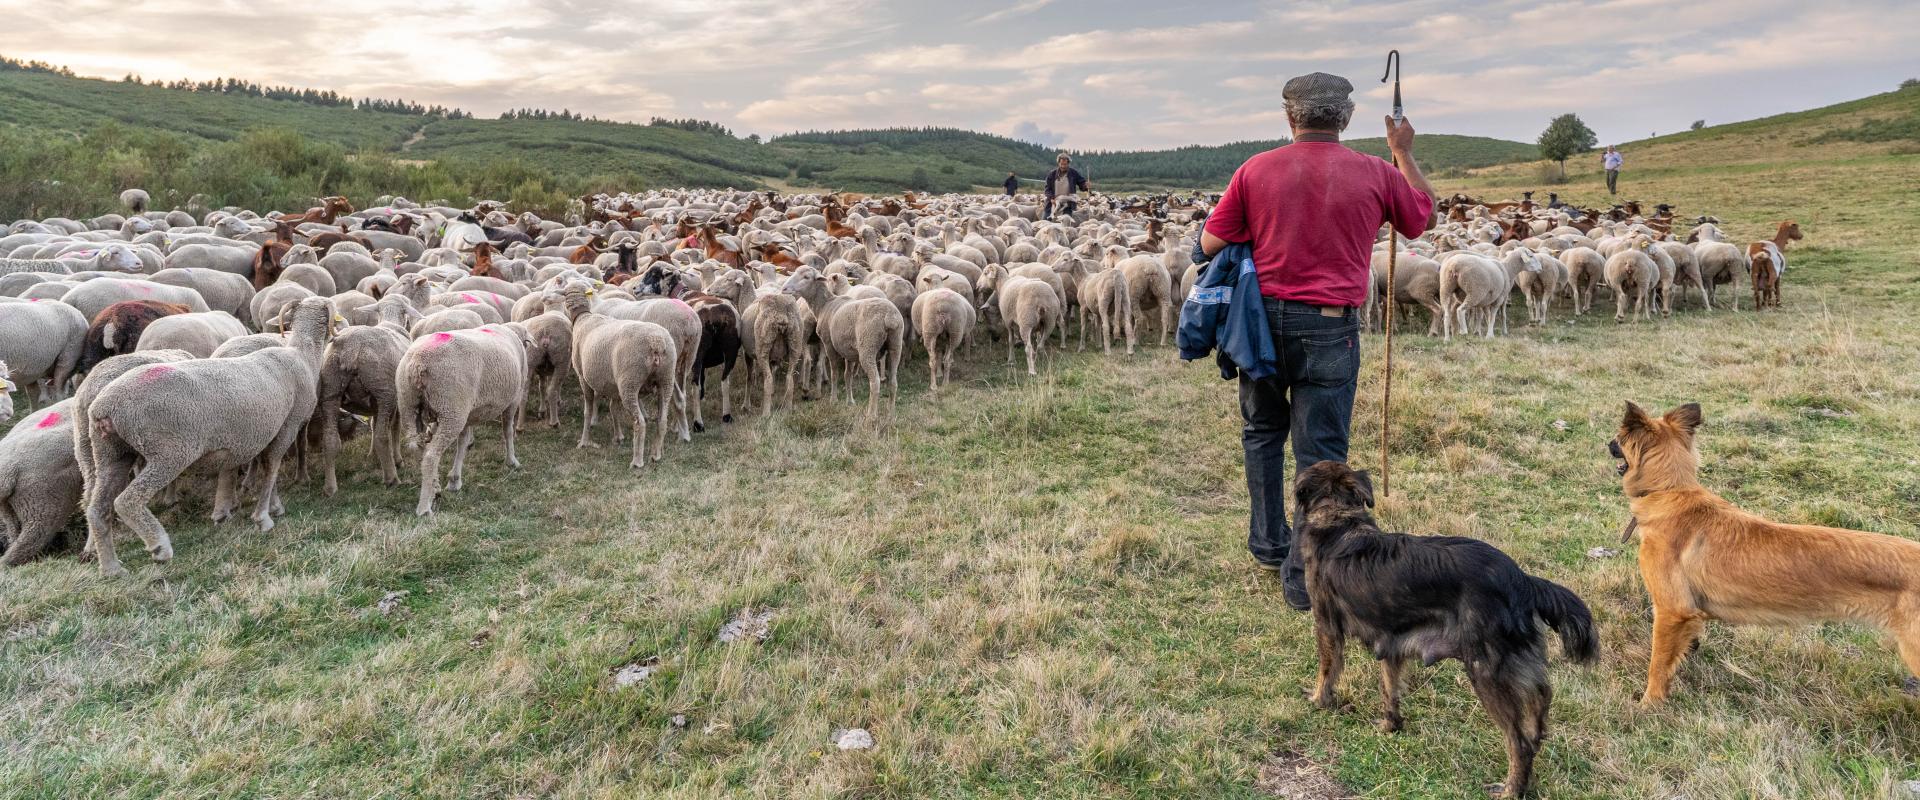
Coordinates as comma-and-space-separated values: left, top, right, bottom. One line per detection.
1529, 576, 1599, 664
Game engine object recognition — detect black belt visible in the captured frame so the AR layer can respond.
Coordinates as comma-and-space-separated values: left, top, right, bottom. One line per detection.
1268, 298, 1355, 318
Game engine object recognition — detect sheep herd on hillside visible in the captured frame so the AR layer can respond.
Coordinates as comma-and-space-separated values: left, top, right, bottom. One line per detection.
0, 186, 1795, 574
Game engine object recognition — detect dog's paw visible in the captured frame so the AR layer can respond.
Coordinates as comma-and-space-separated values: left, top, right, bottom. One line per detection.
1484, 782, 1515, 799
1376, 716, 1403, 734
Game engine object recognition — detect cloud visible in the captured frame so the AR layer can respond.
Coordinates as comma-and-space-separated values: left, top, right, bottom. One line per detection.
0, 0, 1912, 151
972, 0, 1055, 25
1010, 121, 1067, 148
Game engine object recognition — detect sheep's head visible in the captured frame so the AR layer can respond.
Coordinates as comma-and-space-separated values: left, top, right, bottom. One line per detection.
98, 244, 143, 273
1781, 220, 1803, 241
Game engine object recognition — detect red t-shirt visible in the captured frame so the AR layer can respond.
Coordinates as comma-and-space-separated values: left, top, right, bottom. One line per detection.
1204, 142, 1433, 307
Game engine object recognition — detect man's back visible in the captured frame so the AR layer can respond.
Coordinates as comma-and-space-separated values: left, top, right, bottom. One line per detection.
1204, 141, 1431, 307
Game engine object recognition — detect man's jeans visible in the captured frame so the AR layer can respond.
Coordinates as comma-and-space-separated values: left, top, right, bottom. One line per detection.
1239, 299, 1361, 589
1606, 169, 1619, 194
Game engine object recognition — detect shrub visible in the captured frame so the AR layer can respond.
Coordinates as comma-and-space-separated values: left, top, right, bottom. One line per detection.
1690, 119, 1706, 131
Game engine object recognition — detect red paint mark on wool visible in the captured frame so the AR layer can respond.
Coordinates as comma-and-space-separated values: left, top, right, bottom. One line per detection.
137, 365, 175, 384
35, 411, 63, 429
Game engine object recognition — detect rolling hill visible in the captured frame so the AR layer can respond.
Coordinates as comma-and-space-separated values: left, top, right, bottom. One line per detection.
0, 60, 1536, 199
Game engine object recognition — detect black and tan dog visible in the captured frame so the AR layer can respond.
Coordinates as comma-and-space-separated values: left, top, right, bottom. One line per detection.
1613, 402, 1920, 704
1294, 461, 1598, 798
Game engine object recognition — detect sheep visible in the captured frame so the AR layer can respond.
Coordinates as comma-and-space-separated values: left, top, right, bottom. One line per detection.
0, 360, 12, 423
985, 274, 1063, 374
1645, 243, 1678, 317
411, 307, 488, 338
1503, 248, 1559, 327
396, 324, 530, 515
60, 277, 210, 322
133, 310, 249, 358
826, 296, 906, 416
0, 243, 144, 277
1114, 252, 1175, 346
558, 288, 680, 468
84, 297, 333, 576
121, 189, 150, 215
149, 267, 257, 325
601, 299, 700, 439
519, 293, 575, 429
163, 243, 258, 276
278, 262, 338, 297
1604, 247, 1659, 323
1693, 241, 1746, 311
315, 324, 411, 495
1559, 247, 1606, 315
0, 299, 88, 406
1654, 241, 1709, 312
0, 400, 83, 565
684, 295, 743, 428
1076, 267, 1134, 355
749, 293, 808, 412
67, 349, 194, 563
911, 287, 974, 391
1438, 253, 1508, 339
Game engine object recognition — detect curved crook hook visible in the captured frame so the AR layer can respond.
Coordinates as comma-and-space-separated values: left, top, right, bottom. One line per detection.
1381, 50, 1404, 123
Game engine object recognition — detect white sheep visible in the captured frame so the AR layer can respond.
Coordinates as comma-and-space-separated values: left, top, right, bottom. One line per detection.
0, 300, 88, 407
84, 297, 333, 576
1604, 246, 1659, 323
0, 400, 82, 565
560, 288, 680, 468
1438, 253, 1508, 339
134, 311, 250, 358
396, 324, 530, 516
911, 287, 974, 391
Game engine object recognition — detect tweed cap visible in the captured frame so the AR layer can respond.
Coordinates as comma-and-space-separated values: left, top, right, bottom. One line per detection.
1282, 72, 1355, 110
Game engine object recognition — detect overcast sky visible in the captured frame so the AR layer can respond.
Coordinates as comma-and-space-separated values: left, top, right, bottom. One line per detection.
6, 0, 1917, 150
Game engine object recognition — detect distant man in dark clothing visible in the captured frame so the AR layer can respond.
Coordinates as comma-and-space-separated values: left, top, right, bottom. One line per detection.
1199, 72, 1436, 610
1043, 154, 1089, 218
1004, 172, 1020, 196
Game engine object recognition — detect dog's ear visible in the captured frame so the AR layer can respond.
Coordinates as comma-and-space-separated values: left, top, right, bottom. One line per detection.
1622, 401, 1652, 433
1664, 403, 1703, 433
1350, 469, 1375, 508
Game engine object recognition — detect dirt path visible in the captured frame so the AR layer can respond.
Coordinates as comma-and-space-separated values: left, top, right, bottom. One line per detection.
401, 123, 428, 151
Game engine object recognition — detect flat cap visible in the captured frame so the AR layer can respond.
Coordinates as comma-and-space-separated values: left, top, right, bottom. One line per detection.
1282, 72, 1355, 109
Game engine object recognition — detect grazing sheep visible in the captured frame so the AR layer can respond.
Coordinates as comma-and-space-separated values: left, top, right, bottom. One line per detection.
520, 296, 575, 429
749, 293, 808, 413
0, 400, 82, 565
0, 299, 88, 405
0, 243, 145, 277
84, 298, 333, 576
396, 324, 530, 515
149, 267, 257, 325
1115, 253, 1175, 346
411, 307, 488, 338
602, 299, 700, 439
560, 289, 680, 468
911, 287, 974, 391
163, 242, 259, 277
826, 296, 906, 416
60, 277, 209, 322
1076, 267, 1134, 354
986, 274, 1064, 374
278, 262, 338, 297
314, 324, 410, 495
1438, 253, 1508, 339
133, 311, 249, 358
76, 300, 192, 376
1654, 241, 1708, 313
1604, 247, 1659, 323
1504, 248, 1559, 327
1693, 241, 1745, 311
684, 295, 743, 428
68, 350, 194, 562
121, 189, 150, 215
1559, 247, 1606, 315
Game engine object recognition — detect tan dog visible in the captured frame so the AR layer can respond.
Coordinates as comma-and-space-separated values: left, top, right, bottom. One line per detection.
1612, 402, 1920, 705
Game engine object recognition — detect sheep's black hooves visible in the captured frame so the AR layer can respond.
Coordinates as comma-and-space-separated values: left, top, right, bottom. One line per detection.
693, 421, 706, 433
722, 414, 733, 424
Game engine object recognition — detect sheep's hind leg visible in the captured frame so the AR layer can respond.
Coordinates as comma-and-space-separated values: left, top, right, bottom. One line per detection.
447, 427, 476, 492
414, 423, 460, 516
210, 469, 241, 523
112, 455, 190, 566
251, 428, 300, 532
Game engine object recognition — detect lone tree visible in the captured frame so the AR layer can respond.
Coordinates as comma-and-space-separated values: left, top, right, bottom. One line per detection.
1690, 119, 1706, 131
1537, 113, 1598, 179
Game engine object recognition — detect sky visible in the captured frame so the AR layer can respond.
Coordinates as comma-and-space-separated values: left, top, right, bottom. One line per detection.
5, 0, 1918, 150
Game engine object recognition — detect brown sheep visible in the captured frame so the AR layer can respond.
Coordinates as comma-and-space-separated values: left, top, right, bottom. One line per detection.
76, 300, 191, 376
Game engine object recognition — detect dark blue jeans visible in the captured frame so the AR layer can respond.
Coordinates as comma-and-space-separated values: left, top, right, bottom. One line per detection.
1240, 299, 1360, 585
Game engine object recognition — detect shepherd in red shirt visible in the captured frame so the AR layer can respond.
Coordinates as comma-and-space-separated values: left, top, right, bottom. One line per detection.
1198, 72, 1435, 609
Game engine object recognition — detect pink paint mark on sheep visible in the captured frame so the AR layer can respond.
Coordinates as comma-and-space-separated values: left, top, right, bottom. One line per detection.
423, 332, 454, 349
479, 327, 497, 335
460, 293, 480, 304
670, 298, 692, 310
137, 284, 152, 293
35, 411, 63, 429
137, 365, 175, 384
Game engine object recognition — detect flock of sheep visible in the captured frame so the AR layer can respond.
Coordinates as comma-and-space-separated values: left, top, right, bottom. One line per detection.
0, 186, 1770, 577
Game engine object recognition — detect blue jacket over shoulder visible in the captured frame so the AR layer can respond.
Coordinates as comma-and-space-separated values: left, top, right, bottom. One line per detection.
1176, 242, 1277, 381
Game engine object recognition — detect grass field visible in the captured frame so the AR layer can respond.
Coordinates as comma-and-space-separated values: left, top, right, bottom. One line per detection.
5, 101, 1920, 798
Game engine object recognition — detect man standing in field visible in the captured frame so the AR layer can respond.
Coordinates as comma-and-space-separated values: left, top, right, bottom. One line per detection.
1043, 154, 1089, 218
1004, 171, 1020, 197
1199, 72, 1435, 609
1603, 145, 1623, 195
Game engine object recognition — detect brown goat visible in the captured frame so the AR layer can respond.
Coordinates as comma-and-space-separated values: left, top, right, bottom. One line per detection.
280, 196, 355, 227
77, 300, 191, 374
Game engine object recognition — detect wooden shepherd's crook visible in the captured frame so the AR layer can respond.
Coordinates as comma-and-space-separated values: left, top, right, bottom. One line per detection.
1380, 49, 1402, 497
